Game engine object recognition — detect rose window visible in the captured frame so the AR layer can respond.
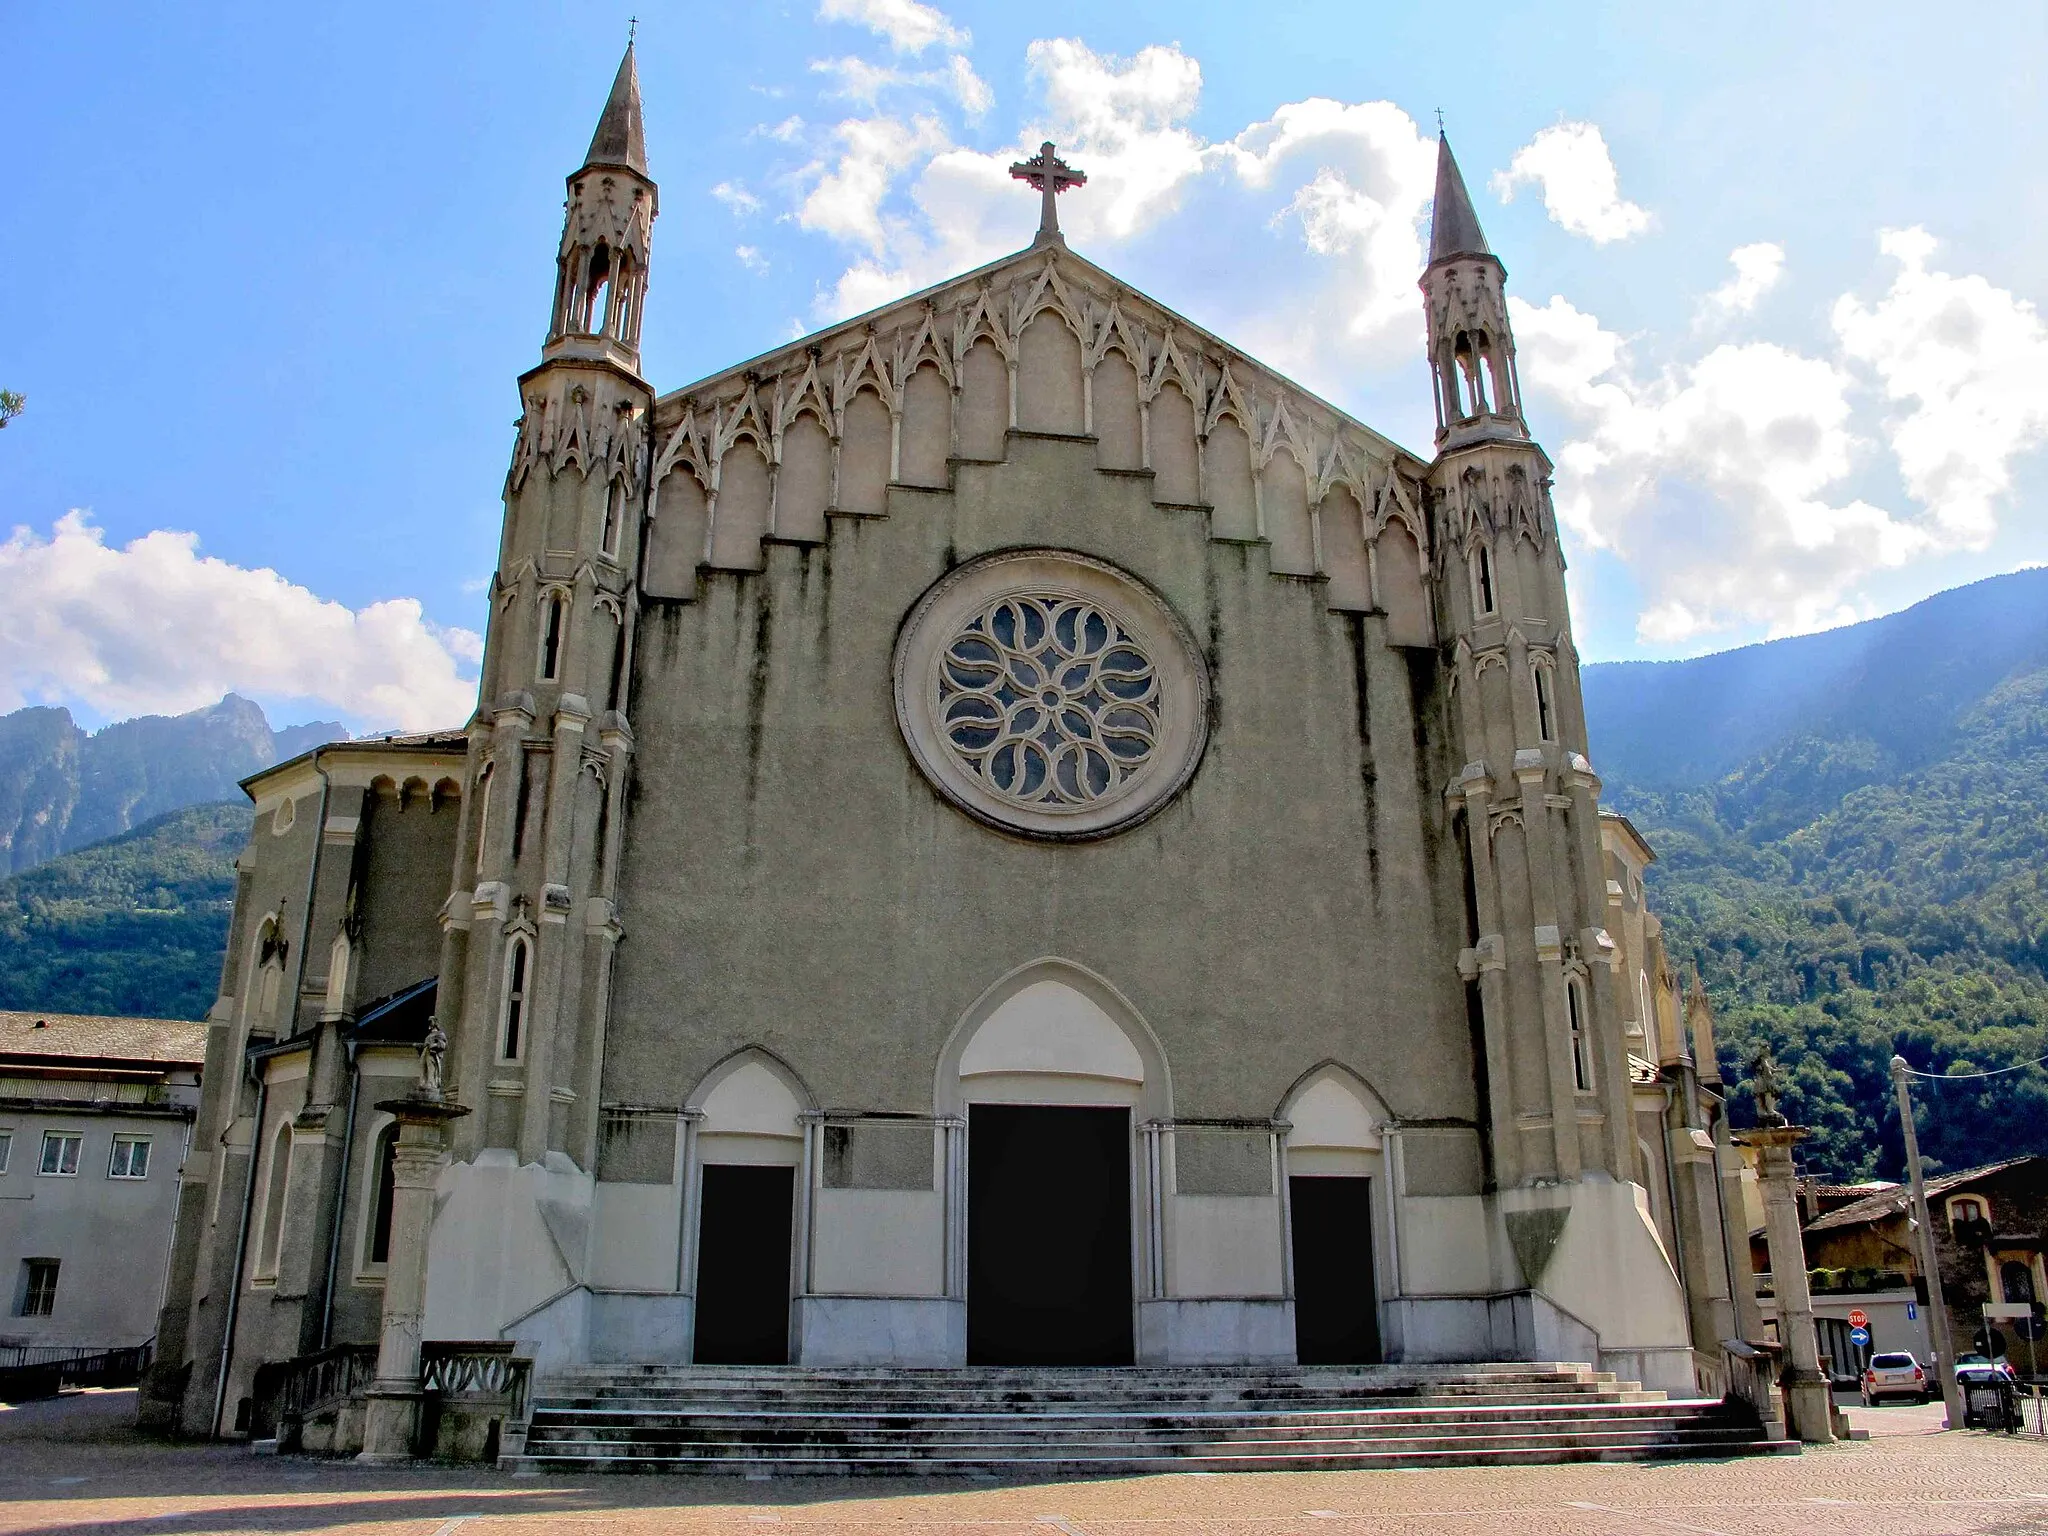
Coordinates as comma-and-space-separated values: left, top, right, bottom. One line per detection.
937, 596, 1160, 807
894, 550, 1210, 841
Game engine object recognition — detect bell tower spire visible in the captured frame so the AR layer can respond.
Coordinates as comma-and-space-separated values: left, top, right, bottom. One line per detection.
546, 41, 657, 373
1421, 134, 1524, 449
443, 43, 659, 1171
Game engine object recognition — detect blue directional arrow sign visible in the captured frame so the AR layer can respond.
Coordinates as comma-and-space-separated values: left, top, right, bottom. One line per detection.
1850, 1326, 1871, 1347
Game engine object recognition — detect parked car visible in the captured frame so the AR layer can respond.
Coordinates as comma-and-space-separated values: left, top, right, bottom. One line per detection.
1862, 1350, 1930, 1405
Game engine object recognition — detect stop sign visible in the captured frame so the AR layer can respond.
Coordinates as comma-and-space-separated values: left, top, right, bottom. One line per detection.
1847, 1308, 1870, 1328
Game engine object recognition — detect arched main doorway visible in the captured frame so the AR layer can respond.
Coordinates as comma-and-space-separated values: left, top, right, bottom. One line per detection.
938, 961, 1169, 1366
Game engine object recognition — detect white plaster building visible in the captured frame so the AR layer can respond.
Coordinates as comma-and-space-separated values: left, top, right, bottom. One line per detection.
0, 1011, 204, 1351
147, 47, 1755, 1437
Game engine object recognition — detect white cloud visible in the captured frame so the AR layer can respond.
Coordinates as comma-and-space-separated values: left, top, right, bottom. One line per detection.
809, 53, 990, 119
736, 244, 769, 274
816, 0, 966, 54
711, 180, 762, 216
1701, 241, 1784, 318
0, 513, 479, 729
1513, 295, 1927, 643
1834, 226, 2048, 545
783, 40, 1436, 393
796, 113, 950, 254
1493, 122, 1650, 244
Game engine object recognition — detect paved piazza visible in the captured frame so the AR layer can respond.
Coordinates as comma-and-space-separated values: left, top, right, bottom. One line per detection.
5, 1392, 2048, 1536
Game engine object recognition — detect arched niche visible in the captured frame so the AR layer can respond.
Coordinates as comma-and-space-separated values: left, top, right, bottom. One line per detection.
687, 1047, 813, 1167
1262, 448, 1314, 575
1204, 419, 1256, 541
935, 959, 1170, 1120
1093, 351, 1142, 471
1320, 488, 1371, 611
776, 414, 832, 543
838, 389, 890, 516
1016, 312, 1084, 435
899, 364, 951, 487
709, 440, 770, 571
1374, 516, 1434, 648
958, 339, 1008, 460
1149, 382, 1199, 506
645, 468, 708, 600
1278, 1062, 1391, 1177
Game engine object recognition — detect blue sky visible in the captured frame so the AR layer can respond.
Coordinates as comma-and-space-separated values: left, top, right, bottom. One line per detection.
3, 0, 2045, 730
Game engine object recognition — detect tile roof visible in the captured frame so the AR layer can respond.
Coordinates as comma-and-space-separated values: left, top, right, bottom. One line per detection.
0, 1009, 208, 1068
1804, 1157, 2039, 1233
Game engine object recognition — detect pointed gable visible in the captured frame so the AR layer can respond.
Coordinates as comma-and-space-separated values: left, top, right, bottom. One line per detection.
648, 244, 1431, 582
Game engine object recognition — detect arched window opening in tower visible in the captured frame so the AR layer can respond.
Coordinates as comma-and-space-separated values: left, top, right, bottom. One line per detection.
473, 762, 494, 876
1473, 544, 1497, 616
603, 479, 628, 558
1534, 661, 1555, 741
500, 937, 531, 1063
539, 591, 567, 680
1454, 333, 1489, 416
257, 1121, 293, 1277
1486, 346, 1515, 419
1567, 978, 1593, 1092
368, 1124, 398, 1266
581, 242, 614, 336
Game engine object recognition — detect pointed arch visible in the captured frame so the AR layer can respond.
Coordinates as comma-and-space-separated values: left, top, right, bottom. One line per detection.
685, 1046, 814, 1172
934, 958, 1171, 1120
1278, 1060, 1394, 1176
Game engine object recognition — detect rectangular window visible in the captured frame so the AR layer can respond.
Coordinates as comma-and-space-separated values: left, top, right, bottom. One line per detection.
19, 1259, 59, 1317
0, 1130, 12, 1174
39, 1132, 81, 1177
108, 1135, 151, 1179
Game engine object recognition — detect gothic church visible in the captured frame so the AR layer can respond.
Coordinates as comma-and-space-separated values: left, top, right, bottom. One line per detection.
146, 46, 1753, 1444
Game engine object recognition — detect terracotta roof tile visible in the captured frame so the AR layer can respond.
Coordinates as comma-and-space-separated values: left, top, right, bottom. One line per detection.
1804, 1157, 2039, 1233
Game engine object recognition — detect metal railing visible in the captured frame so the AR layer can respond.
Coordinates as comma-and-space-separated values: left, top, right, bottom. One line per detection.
0, 1340, 153, 1399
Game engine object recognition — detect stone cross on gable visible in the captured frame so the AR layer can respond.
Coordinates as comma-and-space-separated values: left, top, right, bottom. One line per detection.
1009, 141, 1087, 247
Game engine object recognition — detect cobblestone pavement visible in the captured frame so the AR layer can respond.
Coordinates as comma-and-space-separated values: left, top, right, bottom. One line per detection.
4, 1390, 2048, 1536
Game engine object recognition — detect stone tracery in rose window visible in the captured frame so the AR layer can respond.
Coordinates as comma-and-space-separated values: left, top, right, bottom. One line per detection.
935, 595, 1160, 808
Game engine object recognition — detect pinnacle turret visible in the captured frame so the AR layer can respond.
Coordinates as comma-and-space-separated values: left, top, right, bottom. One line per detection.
1428, 134, 1493, 268
583, 43, 648, 176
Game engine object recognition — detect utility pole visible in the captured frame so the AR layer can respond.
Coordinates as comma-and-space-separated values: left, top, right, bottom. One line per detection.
1892, 1055, 1963, 1428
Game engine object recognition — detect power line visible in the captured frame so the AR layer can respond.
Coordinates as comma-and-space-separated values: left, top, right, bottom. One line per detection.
1899, 1052, 2048, 1081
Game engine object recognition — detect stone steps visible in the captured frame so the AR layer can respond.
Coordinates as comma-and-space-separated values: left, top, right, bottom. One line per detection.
506, 1364, 1792, 1476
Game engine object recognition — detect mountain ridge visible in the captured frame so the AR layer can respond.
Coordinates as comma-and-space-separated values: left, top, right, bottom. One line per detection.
0, 694, 346, 876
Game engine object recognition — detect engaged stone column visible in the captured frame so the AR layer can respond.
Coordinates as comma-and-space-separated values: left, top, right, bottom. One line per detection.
1736, 1124, 1833, 1444
358, 1091, 470, 1464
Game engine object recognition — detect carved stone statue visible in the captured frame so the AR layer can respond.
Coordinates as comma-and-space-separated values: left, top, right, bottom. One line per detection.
1747, 1042, 1787, 1127
419, 1019, 448, 1100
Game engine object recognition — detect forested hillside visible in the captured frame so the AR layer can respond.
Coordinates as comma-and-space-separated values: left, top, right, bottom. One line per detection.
0, 802, 249, 1020
1586, 569, 2048, 1182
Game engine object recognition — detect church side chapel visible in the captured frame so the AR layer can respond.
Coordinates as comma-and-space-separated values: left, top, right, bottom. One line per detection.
145, 44, 1757, 1450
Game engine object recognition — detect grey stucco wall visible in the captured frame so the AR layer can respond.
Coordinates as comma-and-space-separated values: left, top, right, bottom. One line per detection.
608, 433, 1476, 1131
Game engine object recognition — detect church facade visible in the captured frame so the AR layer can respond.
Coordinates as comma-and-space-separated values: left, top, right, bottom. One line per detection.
147, 48, 1753, 1438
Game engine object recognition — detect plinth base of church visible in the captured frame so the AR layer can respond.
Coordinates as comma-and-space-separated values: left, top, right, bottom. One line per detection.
506, 1363, 1794, 1474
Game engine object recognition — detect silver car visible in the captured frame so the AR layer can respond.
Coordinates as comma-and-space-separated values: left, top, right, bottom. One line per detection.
1862, 1350, 1930, 1405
